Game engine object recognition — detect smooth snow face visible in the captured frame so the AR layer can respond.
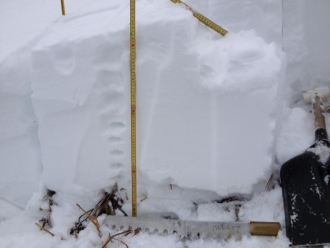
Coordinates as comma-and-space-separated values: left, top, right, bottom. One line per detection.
0, 51, 41, 205
138, 25, 283, 194
303, 1, 330, 83
282, 0, 330, 103
30, 0, 284, 195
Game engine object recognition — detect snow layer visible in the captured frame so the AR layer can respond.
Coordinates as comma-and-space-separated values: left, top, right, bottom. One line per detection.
0, 0, 285, 205
30, 1, 284, 195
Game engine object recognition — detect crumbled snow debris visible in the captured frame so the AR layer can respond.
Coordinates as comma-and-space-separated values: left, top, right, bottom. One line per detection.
0, 187, 288, 248
288, 194, 298, 226
240, 187, 285, 223
290, 214, 298, 223
315, 186, 322, 201
307, 142, 330, 165
308, 168, 324, 201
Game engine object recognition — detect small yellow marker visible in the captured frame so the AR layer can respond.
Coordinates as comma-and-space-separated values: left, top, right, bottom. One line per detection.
60, 0, 66, 15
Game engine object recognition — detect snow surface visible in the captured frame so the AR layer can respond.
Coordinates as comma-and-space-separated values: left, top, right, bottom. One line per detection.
1, 0, 330, 247
31, 10, 284, 194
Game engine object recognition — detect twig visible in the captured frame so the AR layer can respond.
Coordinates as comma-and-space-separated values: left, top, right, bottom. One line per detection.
35, 223, 55, 237
133, 227, 141, 236
235, 204, 241, 222
120, 188, 129, 201
43, 189, 56, 200
71, 184, 127, 235
76, 204, 101, 233
264, 172, 275, 193
77, 208, 93, 223
225, 231, 232, 241
93, 193, 113, 217
113, 237, 130, 248
39, 217, 48, 228
102, 230, 132, 248
324, 105, 330, 113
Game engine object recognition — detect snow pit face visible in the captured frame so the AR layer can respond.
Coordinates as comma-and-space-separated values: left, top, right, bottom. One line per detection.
31, 17, 131, 192
0, 52, 41, 205
30, 1, 284, 195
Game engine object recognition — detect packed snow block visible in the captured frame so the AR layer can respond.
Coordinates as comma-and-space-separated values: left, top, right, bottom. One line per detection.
31, 42, 132, 192
138, 23, 284, 194
30, 2, 284, 195
31, 9, 132, 193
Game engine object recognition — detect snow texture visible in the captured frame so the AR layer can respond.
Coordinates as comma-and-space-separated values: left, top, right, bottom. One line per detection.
30, 1, 284, 195
1, 0, 330, 247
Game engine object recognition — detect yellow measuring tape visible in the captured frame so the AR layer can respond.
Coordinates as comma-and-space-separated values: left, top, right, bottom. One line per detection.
130, 0, 137, 217
129, 0, 226, 218
171, 0, 228, 36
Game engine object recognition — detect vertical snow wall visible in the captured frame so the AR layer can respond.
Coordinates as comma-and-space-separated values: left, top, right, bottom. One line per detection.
30, 0, 284, 196
0, 0, 330, 207
0, 51, 41, 205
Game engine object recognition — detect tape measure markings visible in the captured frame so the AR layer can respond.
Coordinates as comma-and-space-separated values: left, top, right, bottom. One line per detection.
130, 0, 137, 218
171, 0, 227, 36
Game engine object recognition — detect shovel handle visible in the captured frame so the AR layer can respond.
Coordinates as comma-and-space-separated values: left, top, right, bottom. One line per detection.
313, 95, 326, 130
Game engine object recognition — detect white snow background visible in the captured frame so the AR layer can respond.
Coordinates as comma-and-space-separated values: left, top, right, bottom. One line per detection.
1, 0, 330, 247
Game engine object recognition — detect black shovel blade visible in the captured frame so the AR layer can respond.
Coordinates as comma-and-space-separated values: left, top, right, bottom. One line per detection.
281, 151, 330, 246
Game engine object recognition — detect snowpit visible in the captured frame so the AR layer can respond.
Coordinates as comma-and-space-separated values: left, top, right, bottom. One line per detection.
2, 0, 330, 247
30, 1, 284, 195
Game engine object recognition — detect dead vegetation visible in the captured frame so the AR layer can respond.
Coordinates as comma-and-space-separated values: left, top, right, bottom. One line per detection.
35, 222, 55, 237
35, 189, 57, 236
102, 230, 131, 248
34, 185, 134, 247
70, 183, 127, 236
33, 183, 267, 246
67, 184, 139, 247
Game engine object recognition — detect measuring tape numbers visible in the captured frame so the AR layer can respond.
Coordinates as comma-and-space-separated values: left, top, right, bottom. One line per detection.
130, 0, 137, 217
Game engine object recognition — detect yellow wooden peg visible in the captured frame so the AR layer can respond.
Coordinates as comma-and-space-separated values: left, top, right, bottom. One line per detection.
60, 0, 66, 15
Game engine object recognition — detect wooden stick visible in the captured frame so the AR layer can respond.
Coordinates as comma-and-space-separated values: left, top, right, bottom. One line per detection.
60, 0, 66, 15
35, 223, 55, 237
102, 230, 132, 248
76, 204, 101, 233
264, 172, 275, 193
113, 237, 130, 248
